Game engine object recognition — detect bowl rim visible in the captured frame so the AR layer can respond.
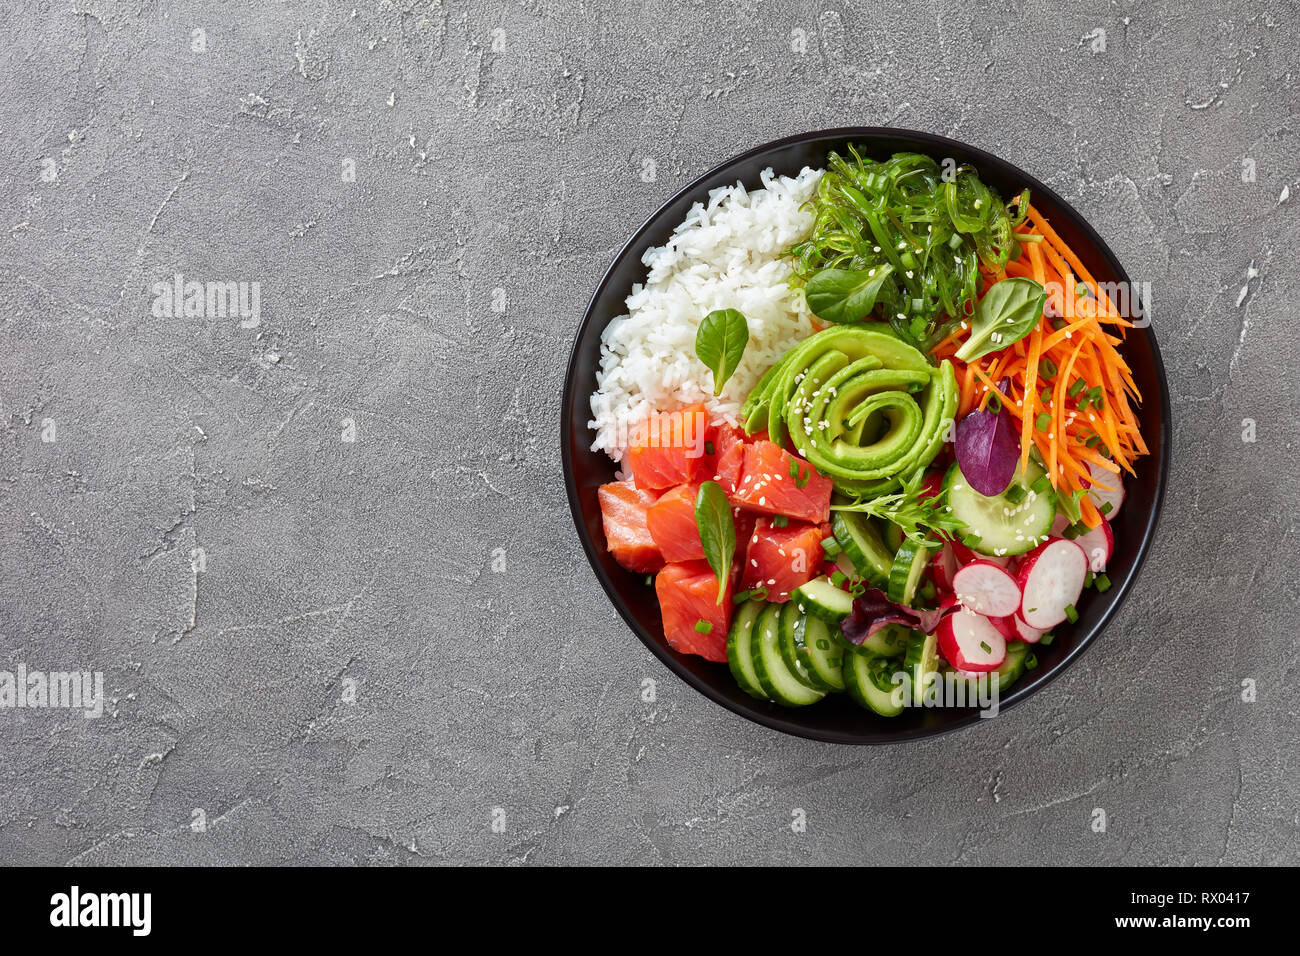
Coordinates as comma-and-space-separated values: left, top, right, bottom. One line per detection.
561, 126, 1171, 744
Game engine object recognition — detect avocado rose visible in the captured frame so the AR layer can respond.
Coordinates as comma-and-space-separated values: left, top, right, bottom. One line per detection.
739, 324, 957, 497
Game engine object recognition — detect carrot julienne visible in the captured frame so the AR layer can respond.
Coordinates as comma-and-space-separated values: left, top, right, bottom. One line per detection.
938, 204, 1147, 525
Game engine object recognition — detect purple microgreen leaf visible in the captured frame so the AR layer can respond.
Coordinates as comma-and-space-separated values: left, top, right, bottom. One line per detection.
955, 400, 1020, 497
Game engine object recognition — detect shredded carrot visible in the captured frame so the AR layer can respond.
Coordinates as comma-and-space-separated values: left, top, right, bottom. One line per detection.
938, 204, 1149, 498
1019, 325, 1044, 472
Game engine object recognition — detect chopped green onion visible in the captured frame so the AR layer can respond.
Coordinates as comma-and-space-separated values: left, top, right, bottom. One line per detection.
772, 515, 789, 528
979, 641, 992, 654
1063, 604, 1078, 623
1030, 475, 1052, 495
1094, 573, 1112, 593
1038, 357, 1058, 379
1034, 412, 1052, 432
821, 536, 842, 558
830, 570, 847, 587
1005, 484, 1027, 504
1098, 501, 1113, 516
1068, 377, 1087, 398
1025, 653, 1039, 671
1039, 632, 1055, 646
704, 440, 714, 456
694, 619, 713, 634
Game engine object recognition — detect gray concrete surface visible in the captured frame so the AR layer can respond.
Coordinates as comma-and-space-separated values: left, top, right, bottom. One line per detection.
0, 0, 1296, 866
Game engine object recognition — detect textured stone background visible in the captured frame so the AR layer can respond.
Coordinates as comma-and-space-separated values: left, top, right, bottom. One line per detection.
1, 0, 1296, 866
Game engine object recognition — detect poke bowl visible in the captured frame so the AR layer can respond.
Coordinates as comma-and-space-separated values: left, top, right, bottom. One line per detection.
562, 128, 1169, 744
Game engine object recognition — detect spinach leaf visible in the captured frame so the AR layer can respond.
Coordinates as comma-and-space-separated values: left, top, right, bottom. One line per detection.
695, 308, 749, 396
804, 264, 894, 324
694, 481, 736, 604
955, 277, 1046, 362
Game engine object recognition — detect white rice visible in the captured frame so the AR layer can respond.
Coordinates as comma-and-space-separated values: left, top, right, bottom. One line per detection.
588, 165, 824, 462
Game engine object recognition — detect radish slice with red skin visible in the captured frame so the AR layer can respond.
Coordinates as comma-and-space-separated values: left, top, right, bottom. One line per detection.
989, 614, 1018, 641
931, 543, 959, 592
1073, 519, 1113, 572
1013, 616, 1046, 643
919, 469, 945, 499
952, 560, 1022, 618
936, 608, 1007, 672
1017, 539, 1088, 629
833, 553, 857, 581
950, 539, 1012, 570
1085, 461, 1125, 517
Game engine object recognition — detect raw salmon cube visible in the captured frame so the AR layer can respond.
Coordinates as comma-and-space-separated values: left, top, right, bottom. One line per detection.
702, 423, 747, 493
655, 561, 732, 662
597, 480, 663, 573
739, 518, 828, 602
645, 484, 704, 563
731, 441, 833, 524
626, 403, 709, 490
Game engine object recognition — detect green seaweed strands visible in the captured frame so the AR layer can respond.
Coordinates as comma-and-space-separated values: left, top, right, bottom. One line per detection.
787, 147, 1029, 351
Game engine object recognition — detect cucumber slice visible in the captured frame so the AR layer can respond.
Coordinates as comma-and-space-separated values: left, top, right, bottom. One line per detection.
887, 538, 931, 605
945, 459, 1056, 557
726, 599, 769, 700
792, 576, 854, 622
904, 630, 940, 704
800, 615, 847, 691
857, 621, 913, 657
885, 521, 904, 553
843, 649, 906, 716
831, 512, 892, 584
989, 640, 1028, 693
778, 602, 834, 692
947, 642, 1028, 698
751, 604, 826, 707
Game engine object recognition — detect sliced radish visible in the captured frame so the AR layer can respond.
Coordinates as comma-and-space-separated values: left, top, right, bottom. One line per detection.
1013, 615, 1046, 643
951, 539, 1012, 570
834, 552, 857, 580
1050, 514, 1070, 537
1017, 539, 1088, 629
919, 469, 945, 499
1085, 461, 1125, 517
952, 560, 1021, 617
936, 608, 1007, 672
1073, 519, 1113, 572
988, 614, 1018, 641
931, 543, 959, 592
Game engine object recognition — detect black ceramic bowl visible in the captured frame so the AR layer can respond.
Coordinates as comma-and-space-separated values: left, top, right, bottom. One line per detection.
562, 128, 1170, 743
